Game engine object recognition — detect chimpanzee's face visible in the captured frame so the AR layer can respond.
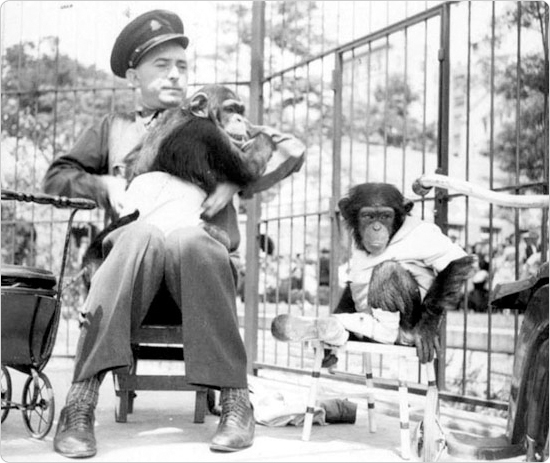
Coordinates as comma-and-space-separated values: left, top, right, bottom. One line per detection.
338, 182, 413, 255
219, 98, 248, 143
358, 206, 395, 256
192, 86, 251, 148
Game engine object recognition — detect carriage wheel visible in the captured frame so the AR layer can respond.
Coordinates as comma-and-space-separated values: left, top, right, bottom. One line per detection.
21, 371, 55, 439
1, 366, 12, 423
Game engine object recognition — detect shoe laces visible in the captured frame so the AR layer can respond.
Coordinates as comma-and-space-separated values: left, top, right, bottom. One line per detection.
219, 395, 250, 427
66, 402, 94, 431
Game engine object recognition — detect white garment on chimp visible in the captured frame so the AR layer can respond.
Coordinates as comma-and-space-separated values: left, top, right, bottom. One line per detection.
332, 309, 404, 345
121, 171, 207, 236
348, 215, 467, 312
336, 215, 467, 345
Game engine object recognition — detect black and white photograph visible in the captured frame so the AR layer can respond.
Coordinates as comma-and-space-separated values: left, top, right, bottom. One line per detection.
1, 1, 548, 462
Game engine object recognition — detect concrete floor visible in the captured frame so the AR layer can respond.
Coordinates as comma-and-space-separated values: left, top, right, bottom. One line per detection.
1, 357, 526, 463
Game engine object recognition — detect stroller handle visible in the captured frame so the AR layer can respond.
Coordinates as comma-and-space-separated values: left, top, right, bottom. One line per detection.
1, 189, 97, 210
412, 174, 549, 209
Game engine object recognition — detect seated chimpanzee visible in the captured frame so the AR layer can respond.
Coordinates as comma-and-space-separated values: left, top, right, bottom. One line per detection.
271, 182, 477, 364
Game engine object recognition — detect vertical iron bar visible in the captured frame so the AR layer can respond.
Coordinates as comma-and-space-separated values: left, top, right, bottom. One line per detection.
366, 41, 372, 180
421, 18, 428, 218
402, 27, 408, 193
462, 1, 472, 397
244, 0, 264, 375
330, 51, 344, 311
349, 48, 355, 188
383, 35, 389, 180
436, 2, 451, 390
541, 2, 549, 263
513, 1, 522, 350
486, 2, 496, 402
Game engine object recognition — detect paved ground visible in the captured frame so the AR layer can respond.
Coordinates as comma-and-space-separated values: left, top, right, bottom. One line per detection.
1, 357, 525, 463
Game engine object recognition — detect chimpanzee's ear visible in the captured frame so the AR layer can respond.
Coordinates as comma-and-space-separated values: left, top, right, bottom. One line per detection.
189, 92, 209, 118
338, 197, 352, 223
403, 198, 414, 214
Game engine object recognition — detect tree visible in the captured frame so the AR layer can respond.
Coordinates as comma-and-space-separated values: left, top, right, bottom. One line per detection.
488, 2, 548, 183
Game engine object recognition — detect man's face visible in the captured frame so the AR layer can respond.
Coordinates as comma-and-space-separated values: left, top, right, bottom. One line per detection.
126, 42, 188, 110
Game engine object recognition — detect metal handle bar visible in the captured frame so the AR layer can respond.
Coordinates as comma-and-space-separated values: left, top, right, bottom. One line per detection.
1, 189, 97, 210
412, 173, 549, 209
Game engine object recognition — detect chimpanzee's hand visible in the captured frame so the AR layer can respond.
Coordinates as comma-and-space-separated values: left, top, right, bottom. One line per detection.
101, 175, 127, 215
201, 182, 240, 218
412, 325, 440, 364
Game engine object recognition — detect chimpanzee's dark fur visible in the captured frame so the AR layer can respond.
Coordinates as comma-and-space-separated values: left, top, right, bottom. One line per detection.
150, 112, 257, 194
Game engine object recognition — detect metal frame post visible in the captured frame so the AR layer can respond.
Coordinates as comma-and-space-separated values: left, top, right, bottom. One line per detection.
244, 0, 265, 375
435, 2, 451, 389
329, 53, 344, 310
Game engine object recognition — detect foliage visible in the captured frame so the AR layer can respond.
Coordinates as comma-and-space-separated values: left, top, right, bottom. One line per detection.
2, 37, 134, 175
347, 74, 437, 152
483, 2, 549, 183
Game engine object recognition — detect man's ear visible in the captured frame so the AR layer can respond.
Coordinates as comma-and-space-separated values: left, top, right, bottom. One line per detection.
125, 68, 139, 87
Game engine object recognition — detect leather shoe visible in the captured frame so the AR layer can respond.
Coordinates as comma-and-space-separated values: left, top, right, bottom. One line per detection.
53, 402, 96, 458
210, 389, 254, 452
271, 314, 345, 343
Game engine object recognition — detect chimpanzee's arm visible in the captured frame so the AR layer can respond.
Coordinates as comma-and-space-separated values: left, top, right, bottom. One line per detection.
240, 126, 305, 198
414, 255, 477, 363
333, 283, 357, 314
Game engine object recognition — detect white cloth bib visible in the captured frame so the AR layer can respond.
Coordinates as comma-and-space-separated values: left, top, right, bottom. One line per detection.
121, 172, 207, 236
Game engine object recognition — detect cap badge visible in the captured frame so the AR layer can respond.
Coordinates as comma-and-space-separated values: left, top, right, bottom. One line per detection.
150, 19, 162, 31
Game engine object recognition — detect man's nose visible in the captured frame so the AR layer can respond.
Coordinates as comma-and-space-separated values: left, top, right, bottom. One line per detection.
167, 64, 180, 80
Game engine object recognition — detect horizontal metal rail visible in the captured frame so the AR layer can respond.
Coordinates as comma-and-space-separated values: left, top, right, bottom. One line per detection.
252, 362, 508, 410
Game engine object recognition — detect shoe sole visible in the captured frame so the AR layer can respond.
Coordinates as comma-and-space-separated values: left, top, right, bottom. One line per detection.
210, 442, 253, 452
53, 446, 97, 459
271, 314, 318, 342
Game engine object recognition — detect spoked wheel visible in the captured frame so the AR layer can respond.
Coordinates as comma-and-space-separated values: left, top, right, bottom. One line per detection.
21, 370, 55, 439
1, 366, 12, 423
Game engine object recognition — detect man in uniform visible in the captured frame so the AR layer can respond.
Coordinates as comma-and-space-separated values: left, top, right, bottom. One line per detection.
43, 9, 304, 458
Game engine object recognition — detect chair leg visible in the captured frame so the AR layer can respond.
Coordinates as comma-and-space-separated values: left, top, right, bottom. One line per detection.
364, 353, 376, 433
112, 369, 128, 423
421, 361, 440, 462
115, 389, 129, 423
302, 341, 324, 441
127, 348, 139, 414
193, 390, 207, 424
398, 355, 411, 460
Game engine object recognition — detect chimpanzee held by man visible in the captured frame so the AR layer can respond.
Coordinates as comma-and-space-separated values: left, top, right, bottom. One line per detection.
42, 9, 304, 459
272, 183, 477, 364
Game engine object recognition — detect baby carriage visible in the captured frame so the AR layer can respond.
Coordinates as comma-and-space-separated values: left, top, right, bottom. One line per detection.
1, 189, 96, 438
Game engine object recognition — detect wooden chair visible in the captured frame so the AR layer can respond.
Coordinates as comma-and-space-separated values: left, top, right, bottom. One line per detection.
112, 284, 208, 423
302, 340, 441, 462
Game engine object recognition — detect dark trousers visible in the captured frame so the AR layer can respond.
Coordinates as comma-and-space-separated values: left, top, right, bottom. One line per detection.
73, 222, 247, 389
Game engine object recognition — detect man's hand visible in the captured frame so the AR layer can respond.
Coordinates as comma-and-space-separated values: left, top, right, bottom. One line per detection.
413, 325, 440, 364
201, 182, 240, 218
101, 175, 127, 215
